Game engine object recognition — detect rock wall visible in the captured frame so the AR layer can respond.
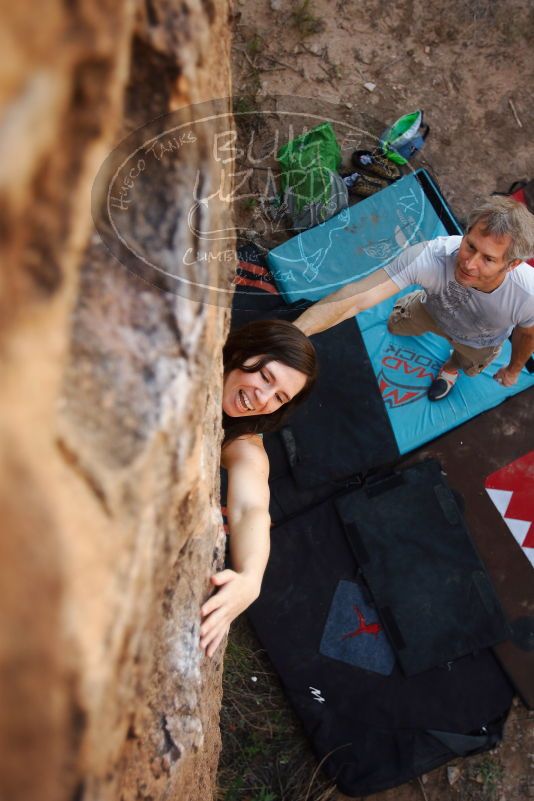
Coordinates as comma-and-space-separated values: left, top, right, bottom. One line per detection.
0, 2, 233, 800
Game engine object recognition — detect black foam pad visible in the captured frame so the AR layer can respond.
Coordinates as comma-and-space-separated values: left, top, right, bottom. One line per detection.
248, 467, 512, 796
336, 460, 511, 676
264, 319, 399, 492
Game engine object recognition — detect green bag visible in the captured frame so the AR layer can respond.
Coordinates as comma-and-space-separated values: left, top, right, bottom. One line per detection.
277, 122, 346, 229
380, 110, 429, 165
278, 122, 342, 209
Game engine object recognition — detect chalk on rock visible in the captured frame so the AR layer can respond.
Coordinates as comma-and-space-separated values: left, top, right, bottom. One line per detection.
364, 82, 376, 92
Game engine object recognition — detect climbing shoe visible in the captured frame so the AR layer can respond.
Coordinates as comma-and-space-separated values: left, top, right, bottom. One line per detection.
351, 149, 401, 182
428, 367, 459, 401
342, 170, 389, 198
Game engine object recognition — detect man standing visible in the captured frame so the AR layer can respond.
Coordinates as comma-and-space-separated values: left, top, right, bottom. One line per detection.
295, 197, 534, 400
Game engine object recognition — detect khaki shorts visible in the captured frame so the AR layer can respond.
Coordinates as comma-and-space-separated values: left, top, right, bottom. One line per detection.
387, 291, 501, 376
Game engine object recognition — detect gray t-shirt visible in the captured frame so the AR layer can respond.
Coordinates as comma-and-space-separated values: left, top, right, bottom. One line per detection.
384, 236, 534, 347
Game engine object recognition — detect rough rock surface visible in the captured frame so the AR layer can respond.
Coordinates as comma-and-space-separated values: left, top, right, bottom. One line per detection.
0, 2, 232, 801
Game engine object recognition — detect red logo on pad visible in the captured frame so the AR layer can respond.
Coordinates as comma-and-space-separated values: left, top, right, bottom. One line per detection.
341, 605, 382, 640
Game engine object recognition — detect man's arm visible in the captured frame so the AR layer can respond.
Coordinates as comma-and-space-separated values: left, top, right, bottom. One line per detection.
200, 436, 270, 657
293, 268, 400, 337
494, 325, 534, 387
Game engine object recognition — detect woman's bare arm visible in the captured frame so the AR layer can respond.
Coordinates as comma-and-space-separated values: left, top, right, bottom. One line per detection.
200, 435, 270, 657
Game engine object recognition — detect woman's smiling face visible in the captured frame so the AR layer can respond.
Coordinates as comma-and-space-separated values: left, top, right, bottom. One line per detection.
222, 357, 307, 417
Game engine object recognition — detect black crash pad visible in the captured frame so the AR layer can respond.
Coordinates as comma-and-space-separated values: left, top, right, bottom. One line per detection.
248, 467, 513, 797
335, 460, 510, 676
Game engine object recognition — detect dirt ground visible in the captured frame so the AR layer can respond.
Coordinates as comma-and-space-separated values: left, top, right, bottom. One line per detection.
231, 0, 532, 221
218, 2, 534, 800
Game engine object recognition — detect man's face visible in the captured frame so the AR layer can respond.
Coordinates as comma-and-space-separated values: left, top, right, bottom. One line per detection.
454, 222, 521, 292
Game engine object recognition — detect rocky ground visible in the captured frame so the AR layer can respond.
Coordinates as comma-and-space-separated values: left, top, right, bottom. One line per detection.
218, 1, 534, 800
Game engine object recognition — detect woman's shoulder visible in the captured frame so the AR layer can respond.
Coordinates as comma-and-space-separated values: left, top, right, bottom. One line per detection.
221, 433, 268, 470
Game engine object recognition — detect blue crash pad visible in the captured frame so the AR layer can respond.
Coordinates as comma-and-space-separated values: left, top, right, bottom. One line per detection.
267, 170, 461, 303
358, 289, 534, 454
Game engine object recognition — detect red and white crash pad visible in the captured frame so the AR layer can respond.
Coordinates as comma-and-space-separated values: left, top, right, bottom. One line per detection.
485, 451, 534, 568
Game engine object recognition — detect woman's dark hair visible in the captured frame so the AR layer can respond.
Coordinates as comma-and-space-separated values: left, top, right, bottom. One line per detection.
222, 319, 318, 444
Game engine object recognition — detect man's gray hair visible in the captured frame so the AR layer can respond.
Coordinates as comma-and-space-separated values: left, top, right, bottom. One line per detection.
467, 196, 534, 262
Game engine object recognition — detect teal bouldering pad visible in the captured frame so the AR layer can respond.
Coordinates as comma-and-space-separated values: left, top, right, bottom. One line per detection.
267, 169, 461, 303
